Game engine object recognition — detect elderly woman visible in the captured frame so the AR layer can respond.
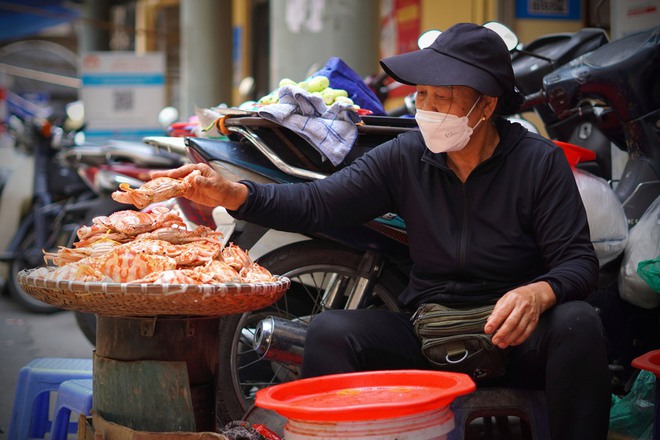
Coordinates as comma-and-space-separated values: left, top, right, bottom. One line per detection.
153, 23, 611, 439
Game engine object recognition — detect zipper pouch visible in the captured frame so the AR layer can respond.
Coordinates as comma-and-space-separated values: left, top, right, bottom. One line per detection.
411, 303, 508, 380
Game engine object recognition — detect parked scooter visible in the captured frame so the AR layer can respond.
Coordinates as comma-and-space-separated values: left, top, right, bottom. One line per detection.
61, 23, 656, 423
175, 24, 660, 424
183, 118, 411, 423
0, 114, 93, 312
538, 25, 660, 391
371, 23, 611, 140
0, 115, 186, 313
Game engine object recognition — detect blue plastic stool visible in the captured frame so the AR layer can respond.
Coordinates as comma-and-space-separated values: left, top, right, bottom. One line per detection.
449, 388, 550, 440
49, 379, 94, 440
7, 357, 93, 440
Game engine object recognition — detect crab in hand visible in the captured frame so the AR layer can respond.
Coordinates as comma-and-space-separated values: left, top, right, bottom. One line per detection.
111, 170, 201, 209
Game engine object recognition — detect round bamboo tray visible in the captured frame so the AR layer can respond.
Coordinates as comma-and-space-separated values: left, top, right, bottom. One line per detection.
18, 268, 290, 317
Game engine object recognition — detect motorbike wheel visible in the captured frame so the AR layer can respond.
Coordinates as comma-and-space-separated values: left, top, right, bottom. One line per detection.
215, 240, 407, 425
8, 229, 62, 314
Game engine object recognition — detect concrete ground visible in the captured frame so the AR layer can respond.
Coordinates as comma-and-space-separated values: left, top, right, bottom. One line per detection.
0, 285, 94, 439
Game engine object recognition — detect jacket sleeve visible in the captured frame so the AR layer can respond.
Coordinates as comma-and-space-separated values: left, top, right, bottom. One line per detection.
531, 146, 599, 302
228, 139, 401, 233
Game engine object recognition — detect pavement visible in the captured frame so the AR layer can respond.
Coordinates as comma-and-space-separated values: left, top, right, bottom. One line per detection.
0, 286, 94, 439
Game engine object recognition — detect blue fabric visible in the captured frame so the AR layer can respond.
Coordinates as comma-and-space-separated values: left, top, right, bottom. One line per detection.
0, 1, 79, 42
310, 57, 387, 116
257, 85, 361, 166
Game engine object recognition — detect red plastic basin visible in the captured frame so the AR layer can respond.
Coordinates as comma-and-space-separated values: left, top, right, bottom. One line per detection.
255, 369, 475, 422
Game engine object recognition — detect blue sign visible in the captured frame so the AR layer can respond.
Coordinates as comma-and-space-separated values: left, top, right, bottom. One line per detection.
516, 0, 581, 20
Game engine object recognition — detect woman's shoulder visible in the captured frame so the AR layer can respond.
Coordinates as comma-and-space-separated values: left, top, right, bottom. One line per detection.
384, 129, 424, 148
366, 129, 425, 159
502, 120, 564, 161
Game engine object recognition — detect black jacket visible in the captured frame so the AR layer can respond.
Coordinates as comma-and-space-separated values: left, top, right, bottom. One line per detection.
231, 118, 598, 308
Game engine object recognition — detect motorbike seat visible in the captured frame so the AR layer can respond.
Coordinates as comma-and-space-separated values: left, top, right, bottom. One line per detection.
220, 115, 417, 175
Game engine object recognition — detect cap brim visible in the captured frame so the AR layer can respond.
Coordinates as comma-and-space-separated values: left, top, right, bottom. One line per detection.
380, 48, 503, 97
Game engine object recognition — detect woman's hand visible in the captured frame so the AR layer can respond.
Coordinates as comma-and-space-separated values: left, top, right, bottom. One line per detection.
150, 163, 248, 210
484, 281, 557, 348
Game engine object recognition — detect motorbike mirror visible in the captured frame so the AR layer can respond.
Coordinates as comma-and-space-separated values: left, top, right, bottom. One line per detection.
483, 21, 519, 52
73, 131, 85, 145
158, 106, 179, 128
65, 100, 85, 130
418, 30, 441, 49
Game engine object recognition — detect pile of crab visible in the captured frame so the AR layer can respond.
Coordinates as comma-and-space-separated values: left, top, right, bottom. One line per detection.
34, 206, 274, 285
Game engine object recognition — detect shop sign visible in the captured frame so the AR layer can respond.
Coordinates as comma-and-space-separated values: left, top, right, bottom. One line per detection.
80, 52, 165, 141
612, 0, 660, 39
380, 0, 420, 97
515, 0, 581, 20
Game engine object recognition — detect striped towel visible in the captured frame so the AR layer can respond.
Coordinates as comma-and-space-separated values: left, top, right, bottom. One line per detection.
257, 85, 361, 166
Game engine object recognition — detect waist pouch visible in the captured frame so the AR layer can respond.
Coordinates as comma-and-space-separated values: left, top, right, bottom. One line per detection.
411, 303, 508, 380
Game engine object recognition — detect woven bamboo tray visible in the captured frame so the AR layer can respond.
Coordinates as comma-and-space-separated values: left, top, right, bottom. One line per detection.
18, 268, 290, 317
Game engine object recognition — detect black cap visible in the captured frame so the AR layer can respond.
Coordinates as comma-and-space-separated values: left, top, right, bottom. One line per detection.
380, 22, 524, 114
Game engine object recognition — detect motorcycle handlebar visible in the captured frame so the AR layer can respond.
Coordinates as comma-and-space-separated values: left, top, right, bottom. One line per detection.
518, 90, 546, 113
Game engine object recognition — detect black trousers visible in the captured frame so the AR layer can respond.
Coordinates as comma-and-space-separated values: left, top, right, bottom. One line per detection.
301, 301, 612, 440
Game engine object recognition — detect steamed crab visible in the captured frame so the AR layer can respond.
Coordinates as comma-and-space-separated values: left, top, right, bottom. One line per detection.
38, 247, 177, 282
36, 203, 277, 285
221, 243, 252, 270
76, 207, 184, 245
130, 261, 242, 285
43, 238, 121, 267
49, 237, 224, 268
240, 263, 277, 283
111, 170, 201, 209
106, 238, 223, 267
135, 225, 222, 244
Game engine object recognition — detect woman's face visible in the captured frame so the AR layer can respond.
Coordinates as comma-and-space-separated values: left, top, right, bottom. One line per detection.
415, 85, 482, 116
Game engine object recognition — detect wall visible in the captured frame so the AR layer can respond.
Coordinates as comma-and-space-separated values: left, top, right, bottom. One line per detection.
420, 0, 584, 43
132, 0, 594, 111
269, 0, 380, 91
420, 0, 497, 33
515, 18, 583, 43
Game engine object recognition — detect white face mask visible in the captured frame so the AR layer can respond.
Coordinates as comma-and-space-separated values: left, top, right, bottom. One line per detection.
415, 96, 483, 153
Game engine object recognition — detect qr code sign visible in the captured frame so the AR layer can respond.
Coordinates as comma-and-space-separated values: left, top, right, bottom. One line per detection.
113, 89, 134, 111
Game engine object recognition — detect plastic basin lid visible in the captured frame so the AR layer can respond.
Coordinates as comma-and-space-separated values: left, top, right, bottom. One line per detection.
632, 350, 660, 377
255, 369, 476, 422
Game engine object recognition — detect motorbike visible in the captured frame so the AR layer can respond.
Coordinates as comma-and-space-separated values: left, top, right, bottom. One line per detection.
505, 25, 660, 392
0, 114, 95, 313
539, 25, 660, 393
0, 115, 186, 313
182, 114, 413, 424
370, 22, 611, 138
168, 23, 660, 425
55, 23, 656, 425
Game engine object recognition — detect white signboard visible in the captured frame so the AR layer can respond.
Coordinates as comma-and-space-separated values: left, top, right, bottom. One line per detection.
81, 52, 165, 140
612, 0, 660, 39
